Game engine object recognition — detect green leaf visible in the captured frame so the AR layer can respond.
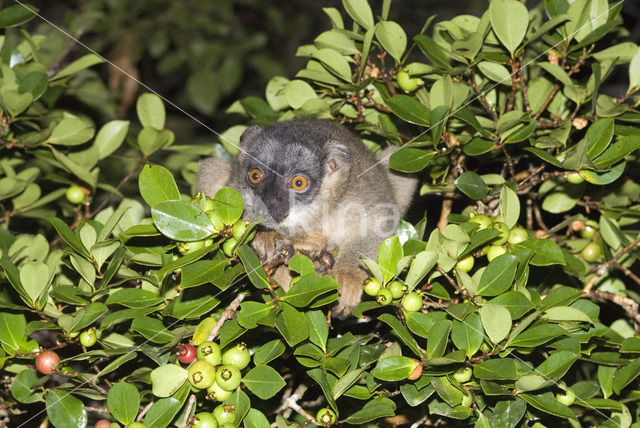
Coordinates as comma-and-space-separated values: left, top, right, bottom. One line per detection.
312, 48, 352, 81
373, 356, 419, 381
389, 148, 435, 173
288, 254, 315, 276
593, 135, 640, 169
242, 365, 286, 400
137, 93, 166, 130
142, 396, 183, 428
451, 313, 484, 358
386, 95, 430, 126
0, 4, 38, 27
254, 339, 286, 366
281, 275, 340, 307
474, 358, 520, 380
490, 0, 529, 55
476, 254, 518, 296
480, 303, 512, 344
500, 185, 520, 229
427, 319, 452, 359
378, 236, 403, 283
307, 368, 338, 412
585, 118, 614, 159
95, 120, 129, 159
284, 79, 317, 109
491, 399, 527, 427
489, 291, 534, 320
180, 259, 227, 289
244, 408, 270, 428
236, 245, 270, 289
509, 323, 568, 347
430, 105, 449, 146
107, 382, 140, 425
578, 161, 625, 185
138, 165, 180, 207
52, 54, 104, 80
212, 187, 244, 225
543, 306, 592, 323
224, 389, 251, 422
342, 0, 374, 30
138, 128, 174, 155
150, 364, 188, 398
519, 392, 576, 419
131, 316, 174, 343
455, 171, 488, 200
344, 397, 396, 424
11, 369, 42, 404
275, 303, 308, 346
2, 90, 32, 116
516, 239, 565, 266
237, 301, 274, 329
477, 61, 512, 86
106, 289, 163, 308
379, 313, 422, 358
400, 381, 436, 407
0, 311, 26, 354
19, 72, 48, 100
46, 390, 87, 428
47, 117, 95, 146
151, 200, 213, 241
375, 21, 407, 61
405, 250, 437, 290
414, 34, 451, 69
537, 351, 578, 379
307, 310, 329, 352
19, 261, 50, 307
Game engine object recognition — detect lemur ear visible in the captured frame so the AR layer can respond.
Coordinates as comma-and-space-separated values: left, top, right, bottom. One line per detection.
325, 139, 351, 175
239, 125, 262, 145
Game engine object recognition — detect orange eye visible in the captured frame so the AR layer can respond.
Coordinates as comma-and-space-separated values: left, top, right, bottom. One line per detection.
290, 175, 308, 191
248, 168, 262, 184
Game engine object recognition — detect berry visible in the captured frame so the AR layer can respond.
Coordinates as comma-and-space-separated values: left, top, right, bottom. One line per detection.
231, 220, 248, 240
455, 255, 474, 273
188, 360, 216, 389
376, 288, 393, 305
222, 342, 251, 370
508, 226, 529, 245
491, 221, 510, 246
215, 365, 242, 391
65, 185, 85, 204
363, 278, 382, 296
207, 210, 226, 234
461, 392, 473, 407
222, 238, 238, 257
581, 242, 602, 262
388, 280, 407, 299
193, 412, 218, 428
178, 240, 206, 255
396, 69, 423, 93
407, 359, 423, 380
206, 381, 233, 402
213, 404, 237, 426
79, 329, 97, 348
468, 213, 492, 230
177, 344, 197, 364
316, 408, 337, 427
36, 350, 60, 375
126, 423, 147, 428
452, 367, 472, 383
401, 292, 423, 312
580, 220, 598, 239
566, 172, 584, 184
486, 245, 507, 262
555, 388, 576, 406
94, 419, 112, 428
197, 341, 222, 366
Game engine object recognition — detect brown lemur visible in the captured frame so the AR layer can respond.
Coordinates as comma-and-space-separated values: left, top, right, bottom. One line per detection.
197, 118, 416, 317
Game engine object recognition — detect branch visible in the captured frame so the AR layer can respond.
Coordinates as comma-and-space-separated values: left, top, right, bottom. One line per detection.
137, 401, 154, 421
583, 235, 640, 293
276, 384, 317, 424
469, 68, 499, 121
207, 293, 247, 342
179, 394, 197, 428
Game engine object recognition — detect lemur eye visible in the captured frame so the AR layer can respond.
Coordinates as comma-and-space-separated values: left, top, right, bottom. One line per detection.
290, 175, 308, 191
248, 168, 263, 184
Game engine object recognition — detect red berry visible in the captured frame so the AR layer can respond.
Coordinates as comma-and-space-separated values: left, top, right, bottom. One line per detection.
94, 419, 112, 428
178, 343, 197, 364
36, 350, 60, 374
407, 359, 423, 380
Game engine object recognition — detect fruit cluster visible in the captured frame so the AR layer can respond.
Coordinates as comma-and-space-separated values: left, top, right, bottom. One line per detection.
363, 277, 424, 312
466, 213, 531, 263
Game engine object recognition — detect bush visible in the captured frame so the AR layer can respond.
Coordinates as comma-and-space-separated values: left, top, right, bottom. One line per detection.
1, 1, 640, 427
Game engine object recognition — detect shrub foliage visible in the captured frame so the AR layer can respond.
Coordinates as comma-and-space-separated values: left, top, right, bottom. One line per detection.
1, 1, 640, 427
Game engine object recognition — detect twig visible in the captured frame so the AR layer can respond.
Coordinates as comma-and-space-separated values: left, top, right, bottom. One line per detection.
179, 394, 197, 428
276, 384, 316, 424
507, 59, 519, 112
533, 84, 560, 120
518, 67, 531, 112
469, 68, 499, 121
137, 401, 154, 422
613, 263, 640, 286
207, 293, 247, 342
436, 267, 466, 297
590, 290, 640, 324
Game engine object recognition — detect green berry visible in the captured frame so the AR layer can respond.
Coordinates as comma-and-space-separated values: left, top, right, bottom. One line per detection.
213, 404, 237, 426
222, 238, 238, 257
388, 280, 407, 299
197, 341, 222, 366
363, 278, 382, 296
206, 381, 233, 402
396, 69, 423, 93
580, 220, 598, 239
316, 408, 337, 427
222, 342, 251, 370
193, 412, 218, 428
566, 172, 584, 184
468, 213, 492, 230
65, 185, 85, 204
455, 255, 474, 273
491, 221, 510, 245
79, 328, 97, 348
507, 226, 529, 245
178, 240, 206, 254
401, 292, 423, 312
215, 365, 242, 391
231, 220, 248, 240
486, 245, 507, 262
555, 388, 575, 406
376, 288, 393, 305
452, 367, 472, 383
581, 242, 602, 262
188, 360, 216, 389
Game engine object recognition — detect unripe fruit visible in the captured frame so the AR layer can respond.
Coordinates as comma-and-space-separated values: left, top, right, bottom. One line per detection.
177, 343, 197, 364
491, 221, 510, 245
580, 220, 598, 239
222, 342, 251, 370
207, 211, 226, 234
555, 388, 575, 406
566, 172, 584, 184
388, 280, 407, 299
65, 185, 85, 204
206, 381, 233, 402
508, 226, 529, 245
197, 341, 222, 366
222, 238, 237, 257
36, 350, 60, 374
407, 359, 423, 380
363, 278, 382, 296
581, 242, 602, 262
316, 408, 337, 427
231, 220, 248, 240
455, 255, 474, 273
376, 288, 393, 305
215, 365, 242, 391
94, 419, 112, 428
396, 69, 423, 93
79, 329, 97, 348
178, 240, 206, 255
188, 360, 216, 389
126, 423, 147, 428
486, 245, 507, 262
461, 392, 473, 407
452, 367, 472, 383
401, 292, 423, 312
468, 213, 492, 230
213, 404, 237, 426
193, 412, 218, 428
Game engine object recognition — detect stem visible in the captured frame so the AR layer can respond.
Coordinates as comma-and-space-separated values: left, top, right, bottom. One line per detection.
179, 394, 197, 428
207, 293, 246, 342
469, 68, 499, 121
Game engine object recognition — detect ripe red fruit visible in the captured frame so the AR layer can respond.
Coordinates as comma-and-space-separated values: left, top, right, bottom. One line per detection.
177, 343, 197, 364
36, 350, 60, 374
407, 359, 423, 381
94, 420, 112, 428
